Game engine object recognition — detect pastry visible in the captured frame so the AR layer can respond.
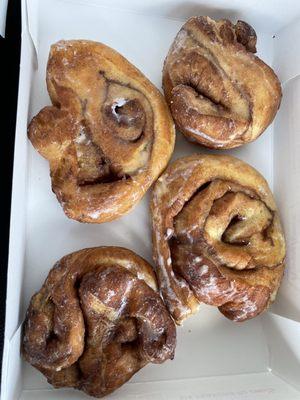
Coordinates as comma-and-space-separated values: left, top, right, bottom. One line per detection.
151, 154, 285, 324
23, 247, 176, 398
28, 40, 175, 223
163, 16, 282, 149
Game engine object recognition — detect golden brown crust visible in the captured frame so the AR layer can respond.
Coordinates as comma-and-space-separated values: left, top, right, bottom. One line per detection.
163, 16, 282, 149
151, 155, 285, 324
28, 40, 175, 223
22, 247, 176, 398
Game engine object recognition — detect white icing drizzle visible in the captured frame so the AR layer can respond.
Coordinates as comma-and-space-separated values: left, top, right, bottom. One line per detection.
54, 41, 72, 51
186, 231, 194, 244
198, 264, 208, 276
104, 289, 116, 303
186, 126, 225, 148
158, 255, 165, 268
194, 256, 202, 263
171, 29, 188, 54
165, 228, 174, 240
88, 210, 101, 219
198, 275, 219, 296
117, 278, 135, 316
187, 256, 204, 269
136, 271, 148, 282
234, 293, 258, 321
75, 128, 91, 145
111, 98, 127, 122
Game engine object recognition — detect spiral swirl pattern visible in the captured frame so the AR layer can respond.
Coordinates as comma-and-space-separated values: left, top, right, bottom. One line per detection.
23, 247, 176, 398
151, 155, 285, 323
28, 40, 175, 223
163, 17, 281, 149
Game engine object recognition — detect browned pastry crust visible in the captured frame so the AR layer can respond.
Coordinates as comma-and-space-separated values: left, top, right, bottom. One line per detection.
23, 247, 176, 398
151, 155, 285, 324
28, 40, 175, 223
163, 16, 282, 149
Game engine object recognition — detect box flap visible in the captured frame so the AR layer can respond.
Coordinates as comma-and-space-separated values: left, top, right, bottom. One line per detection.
272, 73, 300, 323
1, 326, 23, 400
25, 0, 38, 64
262, 314, 300, 391
19, 372, 300, 400
273, 19, 300, 84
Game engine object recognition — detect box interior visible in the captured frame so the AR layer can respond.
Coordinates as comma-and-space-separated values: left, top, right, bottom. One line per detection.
2, 0, 300, 399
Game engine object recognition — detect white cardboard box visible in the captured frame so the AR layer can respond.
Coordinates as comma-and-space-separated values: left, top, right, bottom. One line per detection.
2, 0, 300, 399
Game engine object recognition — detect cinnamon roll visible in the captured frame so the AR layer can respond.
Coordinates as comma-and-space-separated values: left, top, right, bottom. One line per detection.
23, 247, 176, 398
28, 40, 175, 223
151, 155, 285, 324
163, 17, 282, 149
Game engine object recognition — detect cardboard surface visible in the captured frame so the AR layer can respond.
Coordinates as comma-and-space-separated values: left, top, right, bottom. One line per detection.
19, 373, 300, 400
2, 0, 300, 399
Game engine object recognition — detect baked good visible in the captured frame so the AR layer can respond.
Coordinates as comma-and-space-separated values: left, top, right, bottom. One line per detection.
163, 16, 282, 149
23, 247, 176, 398
151, 154, 285, 324
28, 40, 175, 223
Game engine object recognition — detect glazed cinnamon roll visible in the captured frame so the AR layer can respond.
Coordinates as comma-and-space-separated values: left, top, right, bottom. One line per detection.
151, 155, 285, 324
163, 17, 282, 149
28, 40, 175, 223
23, 247, 176, 398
